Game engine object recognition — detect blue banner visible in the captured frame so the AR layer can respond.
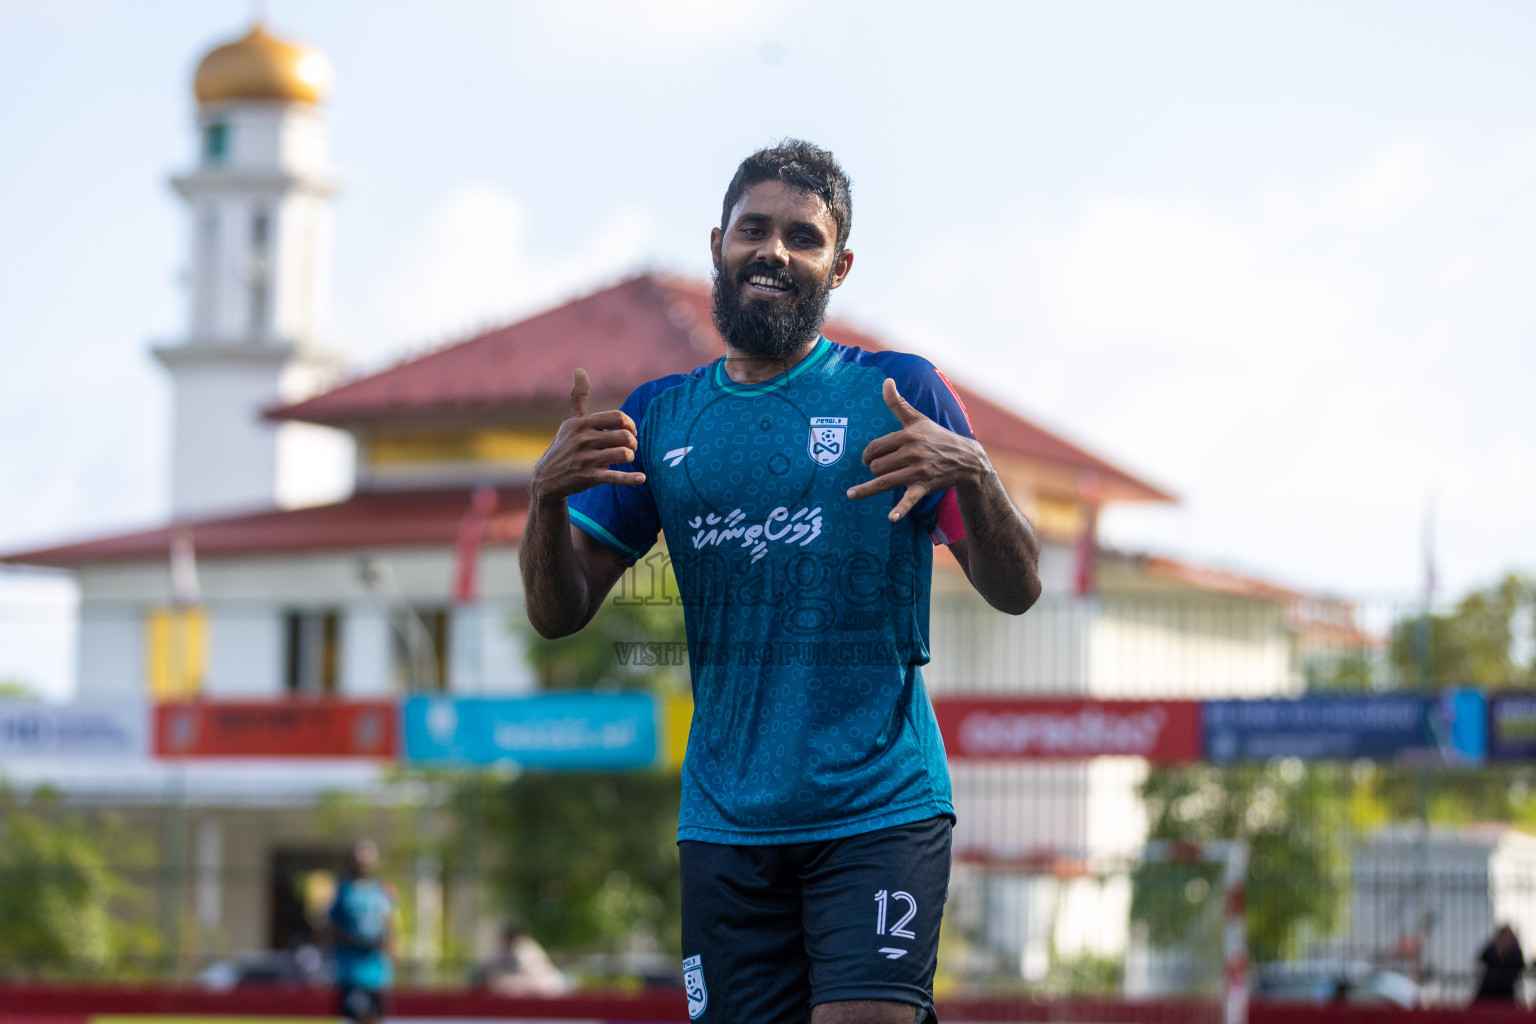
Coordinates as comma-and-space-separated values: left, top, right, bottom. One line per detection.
402, 694, 657, 769
1204, 692, 1486, 765
1488, 693, 1536, 761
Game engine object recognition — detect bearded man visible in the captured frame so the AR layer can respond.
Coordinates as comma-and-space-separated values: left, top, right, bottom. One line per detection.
521, 140, 1041, 1024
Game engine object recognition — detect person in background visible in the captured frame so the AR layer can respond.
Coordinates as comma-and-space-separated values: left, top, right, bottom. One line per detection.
474, 919, 569, 997
1474, 923, 1525, 1003
328, 839, 399, 1024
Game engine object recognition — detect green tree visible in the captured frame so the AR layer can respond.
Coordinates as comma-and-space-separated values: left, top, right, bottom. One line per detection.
451, 566, 692, 959
1134, 762, 1356, 964
0, 785, 157, 978
466, 770, 682, 956
1391, 573, 1536, 688
513, 558, 688, 693
0, 678, 39, 700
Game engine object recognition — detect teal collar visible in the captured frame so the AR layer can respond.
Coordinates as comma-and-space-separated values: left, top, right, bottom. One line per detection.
711, 336, 831, 395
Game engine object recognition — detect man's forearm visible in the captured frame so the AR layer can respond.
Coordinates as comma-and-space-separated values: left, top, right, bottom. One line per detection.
519, 494, 593, 638
955, 457, 1042, 615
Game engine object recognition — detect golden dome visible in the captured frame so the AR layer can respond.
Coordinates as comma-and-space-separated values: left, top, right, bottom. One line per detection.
194, 23, 331, 105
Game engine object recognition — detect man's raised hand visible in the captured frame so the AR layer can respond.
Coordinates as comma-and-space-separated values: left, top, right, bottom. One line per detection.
530, 368, 646, 502
847, 377, 985, 522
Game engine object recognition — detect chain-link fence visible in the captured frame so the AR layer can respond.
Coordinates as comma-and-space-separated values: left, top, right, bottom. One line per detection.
3, 582, 1535, 1013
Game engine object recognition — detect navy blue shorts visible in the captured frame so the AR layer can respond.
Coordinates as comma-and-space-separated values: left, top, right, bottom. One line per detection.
680, 815, 952, 1024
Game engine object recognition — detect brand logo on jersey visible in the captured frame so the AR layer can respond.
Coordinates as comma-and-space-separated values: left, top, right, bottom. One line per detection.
683, 954, 707, 1019
879, 947, 909, 959
664, 446, 694, 467
808, 416, 848, 466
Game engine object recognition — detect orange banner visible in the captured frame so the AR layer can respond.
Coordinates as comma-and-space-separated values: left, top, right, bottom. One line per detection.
154, 700, 397, 759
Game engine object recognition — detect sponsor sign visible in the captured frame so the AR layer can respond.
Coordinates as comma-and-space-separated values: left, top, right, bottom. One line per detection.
934, 698, 1202, 762
154, 700, 397, 759
1488, 692, 1536, 761
402, 694, 657, 769
0, 701, 148, 760
1203, 693, 1486, 765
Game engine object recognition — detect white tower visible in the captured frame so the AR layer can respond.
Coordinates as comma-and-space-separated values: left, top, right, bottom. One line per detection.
155, 22, 349, 519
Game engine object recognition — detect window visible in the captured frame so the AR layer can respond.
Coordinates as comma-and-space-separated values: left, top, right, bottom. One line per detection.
390, 607, 449, 693
284, 609, 339, 695
249, 208, 270, 336
204, 121, 229, 163
196, 210, 219, 329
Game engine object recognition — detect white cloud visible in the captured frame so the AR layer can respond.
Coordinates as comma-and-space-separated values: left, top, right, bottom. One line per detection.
872, 139, 1536, 595
348, 183, 652, 365
524, 0, 798, 62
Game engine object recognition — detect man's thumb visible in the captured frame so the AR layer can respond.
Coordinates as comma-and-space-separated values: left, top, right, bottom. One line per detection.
568, 368, 590, 419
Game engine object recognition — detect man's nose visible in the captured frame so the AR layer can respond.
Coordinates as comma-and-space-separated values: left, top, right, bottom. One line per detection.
753, 233, 790, 266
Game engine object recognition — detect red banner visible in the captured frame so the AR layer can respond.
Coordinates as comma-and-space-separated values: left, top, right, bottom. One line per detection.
934, 698, 1202, 762
154, 699, 398, 759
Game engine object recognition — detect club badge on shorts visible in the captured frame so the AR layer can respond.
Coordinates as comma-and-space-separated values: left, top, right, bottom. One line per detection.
683, 954, 708, 1019
809, 416, 848, 466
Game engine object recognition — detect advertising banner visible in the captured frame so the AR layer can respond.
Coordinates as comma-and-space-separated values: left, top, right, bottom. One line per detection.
0, 701, 149, 760
1203, 692, 1486, 765
933, 698, 1203, 762
1488, 692, 1536, 761
154, 700, 397, 759
403, 694, 657, 769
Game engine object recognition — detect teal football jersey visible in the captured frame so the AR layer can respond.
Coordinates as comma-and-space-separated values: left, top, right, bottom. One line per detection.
568, 337, 974, 844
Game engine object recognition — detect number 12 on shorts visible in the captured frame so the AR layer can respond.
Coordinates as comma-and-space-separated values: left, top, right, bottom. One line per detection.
874, 889, 917, 939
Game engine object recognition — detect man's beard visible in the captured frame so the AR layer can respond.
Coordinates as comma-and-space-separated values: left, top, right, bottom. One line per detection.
711, 259, 833, 359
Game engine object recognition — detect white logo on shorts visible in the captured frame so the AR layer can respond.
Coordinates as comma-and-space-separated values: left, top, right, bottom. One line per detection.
683, 953, 708, 1019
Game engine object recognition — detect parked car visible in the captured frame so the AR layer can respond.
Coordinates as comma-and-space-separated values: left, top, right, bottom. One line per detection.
196, 946, 332, 990
1254, 960, 1420, 1008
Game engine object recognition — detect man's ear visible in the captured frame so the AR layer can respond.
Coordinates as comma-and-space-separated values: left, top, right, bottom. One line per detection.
709, 226, 722, 267
830, 248, 855, 289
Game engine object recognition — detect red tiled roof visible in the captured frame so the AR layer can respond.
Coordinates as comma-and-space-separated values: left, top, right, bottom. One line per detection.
271, 274, 1172, 503
0, 488, 528, 569
1101, 548, 1301, 603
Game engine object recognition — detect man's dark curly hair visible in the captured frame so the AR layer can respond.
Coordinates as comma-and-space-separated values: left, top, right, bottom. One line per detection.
720, 140, 853, 254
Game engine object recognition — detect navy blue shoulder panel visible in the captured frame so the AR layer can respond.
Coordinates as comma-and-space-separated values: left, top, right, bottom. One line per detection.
827, 345, 976, 441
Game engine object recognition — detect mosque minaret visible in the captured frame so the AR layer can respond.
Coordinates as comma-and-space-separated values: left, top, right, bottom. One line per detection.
154, 22, 347, 518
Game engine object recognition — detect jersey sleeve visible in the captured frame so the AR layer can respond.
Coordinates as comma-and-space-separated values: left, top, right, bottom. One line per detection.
879, 357, 976, 546
566, 378, 677, 565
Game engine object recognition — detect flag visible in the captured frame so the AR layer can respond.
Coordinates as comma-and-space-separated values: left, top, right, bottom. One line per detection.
1074, 473, 1101, 597
454, 485, 499, 604
171, 527, 200, 606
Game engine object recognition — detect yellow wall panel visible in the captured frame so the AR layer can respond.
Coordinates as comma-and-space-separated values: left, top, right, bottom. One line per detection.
367, 429, 555, 468
145, 606, 207, 699
659, 692, 694, 770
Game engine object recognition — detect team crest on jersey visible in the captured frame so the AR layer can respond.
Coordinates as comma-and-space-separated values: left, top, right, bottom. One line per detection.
808, 417, 848, 466
683, 954, 707, 1019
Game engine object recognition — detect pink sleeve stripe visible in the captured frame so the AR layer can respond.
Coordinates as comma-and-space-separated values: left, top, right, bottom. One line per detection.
934, 368, 975, 435
931, 487, 966, 546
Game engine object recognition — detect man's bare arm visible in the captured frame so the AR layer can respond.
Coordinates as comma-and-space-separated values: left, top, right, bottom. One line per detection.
946, 471, 1041, 615
520, 369, 643, 638
850, 378, 1041, 615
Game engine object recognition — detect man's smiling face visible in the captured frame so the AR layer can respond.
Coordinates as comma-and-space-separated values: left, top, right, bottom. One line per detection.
710, 180, 854, 359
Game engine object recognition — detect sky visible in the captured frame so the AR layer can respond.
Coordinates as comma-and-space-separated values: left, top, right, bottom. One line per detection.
2, 0, 1535, 698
